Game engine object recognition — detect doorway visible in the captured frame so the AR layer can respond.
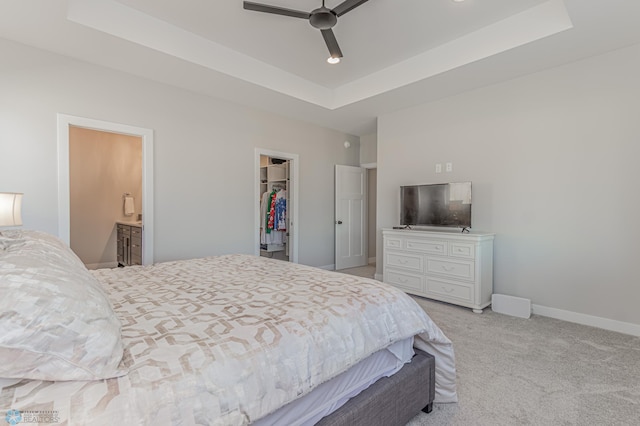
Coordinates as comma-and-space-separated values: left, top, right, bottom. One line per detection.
254, 148, 299, 263
57, 114, 154, 265
69, 127, 142, 269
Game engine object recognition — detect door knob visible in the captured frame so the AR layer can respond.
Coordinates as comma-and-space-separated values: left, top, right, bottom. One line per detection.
336, 220, 343, 224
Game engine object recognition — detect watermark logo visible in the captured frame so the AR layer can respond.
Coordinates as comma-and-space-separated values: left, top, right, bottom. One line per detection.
5, 410, 22, 426
4, 409, 59, 424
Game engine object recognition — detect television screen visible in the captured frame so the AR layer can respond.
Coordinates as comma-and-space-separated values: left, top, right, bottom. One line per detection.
400, 182, 472, 228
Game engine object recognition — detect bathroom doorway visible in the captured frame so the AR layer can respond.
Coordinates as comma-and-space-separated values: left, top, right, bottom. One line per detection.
57, 114, 154, 266
69, 127, 142, 269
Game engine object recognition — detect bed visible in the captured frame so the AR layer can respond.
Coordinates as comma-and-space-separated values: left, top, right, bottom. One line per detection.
0, 230, 457, 425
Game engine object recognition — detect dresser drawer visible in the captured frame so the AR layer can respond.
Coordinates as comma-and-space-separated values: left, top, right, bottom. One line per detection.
385, 237, 403, 249
130, 254, 142, 265
130, 226, 142, 238
405, 239, 447, 256
130, 240, 142, 258
385, 252, 423, 272
385, 269, 424, 293
426, 277, 474, 303
426, 258, 475, 281
449, 242, 475, 259
117, 224, 130, 237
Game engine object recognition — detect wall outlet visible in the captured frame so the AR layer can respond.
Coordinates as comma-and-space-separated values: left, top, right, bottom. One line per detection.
435, 163, 442, 173
446, 162, 453, 172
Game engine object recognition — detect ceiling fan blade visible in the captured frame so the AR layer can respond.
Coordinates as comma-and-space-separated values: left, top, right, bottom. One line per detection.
321, 29, 343, 59
331, 0, 370, 17
243, 1, 310, 19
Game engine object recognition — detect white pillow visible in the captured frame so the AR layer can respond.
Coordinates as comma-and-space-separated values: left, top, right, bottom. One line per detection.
0, 230, 126, 381
0, 233, 25, 250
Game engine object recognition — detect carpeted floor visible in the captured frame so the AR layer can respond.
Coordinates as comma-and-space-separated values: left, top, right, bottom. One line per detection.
338, 265, 640, 425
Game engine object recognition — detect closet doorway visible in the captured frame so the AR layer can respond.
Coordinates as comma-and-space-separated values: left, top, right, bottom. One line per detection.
254, 148, 299, 263
57, 114, 154, 265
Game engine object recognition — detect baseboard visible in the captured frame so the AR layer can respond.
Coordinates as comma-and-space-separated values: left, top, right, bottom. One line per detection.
85, 261, 118, 270
368, 257, 376, 265
492, 294, 531, 319
374, 273, 383, 281
532, 304, 640, 337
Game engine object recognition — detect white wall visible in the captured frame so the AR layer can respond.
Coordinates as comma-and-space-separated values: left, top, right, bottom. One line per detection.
377, 43, 640, 328
0, 38, 359, 267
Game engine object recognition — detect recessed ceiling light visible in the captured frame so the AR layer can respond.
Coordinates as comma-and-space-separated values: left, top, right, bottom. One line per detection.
327, 56, 340, 64
453, 0, 465, 2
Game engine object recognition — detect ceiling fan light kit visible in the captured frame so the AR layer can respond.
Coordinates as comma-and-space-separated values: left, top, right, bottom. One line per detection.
243, 0, 372, 62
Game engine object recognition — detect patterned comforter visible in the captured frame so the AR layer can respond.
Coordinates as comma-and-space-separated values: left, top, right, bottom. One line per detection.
0, 254, 456, 425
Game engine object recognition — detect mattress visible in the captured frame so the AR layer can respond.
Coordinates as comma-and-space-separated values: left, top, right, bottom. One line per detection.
255, 337, 414, 426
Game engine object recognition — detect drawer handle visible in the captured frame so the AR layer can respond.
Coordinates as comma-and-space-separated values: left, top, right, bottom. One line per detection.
441, 265, 455, 272
441, 286, 455, 293
398, 277, 408, 283
398, 259, 408, 264
456, 248, 464, 252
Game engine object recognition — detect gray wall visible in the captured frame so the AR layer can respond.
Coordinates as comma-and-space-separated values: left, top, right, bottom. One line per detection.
377, 43, 640, 327
361, 133, 378, 264
360, 133, 377, 165
367, 169, 377, 264
0, 38, 359, 268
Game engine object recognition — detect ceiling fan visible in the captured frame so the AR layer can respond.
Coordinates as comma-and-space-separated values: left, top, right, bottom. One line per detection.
243, 0, 371, 63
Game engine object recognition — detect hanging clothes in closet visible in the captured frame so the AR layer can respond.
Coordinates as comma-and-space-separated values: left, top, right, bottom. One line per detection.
275, 189, 287, 232
260, 187, 287, 247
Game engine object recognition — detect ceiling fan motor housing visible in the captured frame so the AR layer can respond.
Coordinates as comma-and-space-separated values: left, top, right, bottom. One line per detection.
310, 7, 337, 30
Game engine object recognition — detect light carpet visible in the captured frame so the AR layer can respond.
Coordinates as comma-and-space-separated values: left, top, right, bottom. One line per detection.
405, 297, 640, 425
337, 265, 640, 425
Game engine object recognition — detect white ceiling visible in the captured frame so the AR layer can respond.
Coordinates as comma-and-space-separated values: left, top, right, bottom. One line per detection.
1, 0, 640, 136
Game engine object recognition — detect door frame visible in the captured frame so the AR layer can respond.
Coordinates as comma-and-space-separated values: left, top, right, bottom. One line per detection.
57, 114, 154, 265
361, 163, 377, 265
254, 148, 299, 263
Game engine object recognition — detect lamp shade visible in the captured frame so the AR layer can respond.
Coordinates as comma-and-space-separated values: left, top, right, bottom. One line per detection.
0, 192, 23, 227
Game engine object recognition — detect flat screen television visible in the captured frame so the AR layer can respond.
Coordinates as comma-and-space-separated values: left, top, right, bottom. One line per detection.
400, 182, 472, 228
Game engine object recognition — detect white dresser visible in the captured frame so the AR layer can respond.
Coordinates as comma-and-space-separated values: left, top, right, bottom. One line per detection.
382, 228, 494, 313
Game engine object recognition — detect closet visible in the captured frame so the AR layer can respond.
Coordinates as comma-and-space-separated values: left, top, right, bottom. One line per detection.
259, 156, 290, 261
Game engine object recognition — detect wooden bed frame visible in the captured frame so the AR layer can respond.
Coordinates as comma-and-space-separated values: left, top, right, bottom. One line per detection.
317, 349, 435, 426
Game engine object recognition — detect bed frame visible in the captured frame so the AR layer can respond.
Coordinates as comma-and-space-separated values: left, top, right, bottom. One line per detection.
317, 349, 435, 426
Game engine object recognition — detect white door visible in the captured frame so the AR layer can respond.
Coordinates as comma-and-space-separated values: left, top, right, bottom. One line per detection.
335, 165, 367, 270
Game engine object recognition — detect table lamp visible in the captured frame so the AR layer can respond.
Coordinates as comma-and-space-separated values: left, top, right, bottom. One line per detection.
0, 193, 23, 235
